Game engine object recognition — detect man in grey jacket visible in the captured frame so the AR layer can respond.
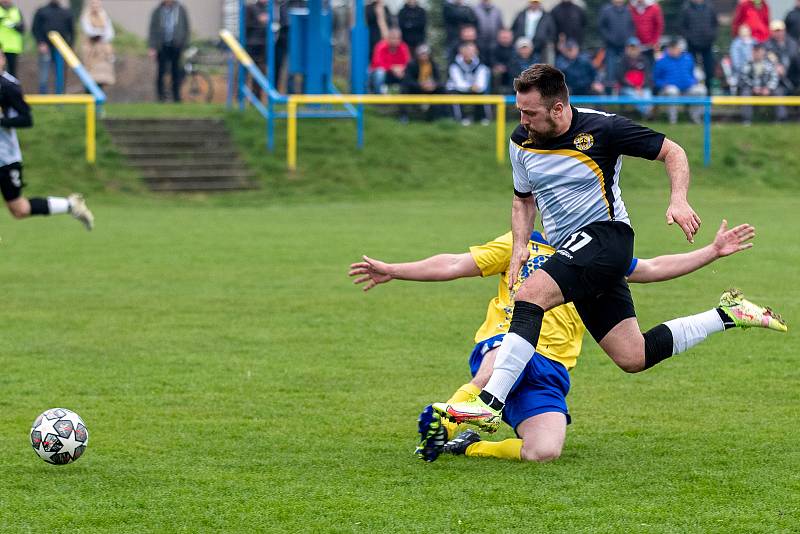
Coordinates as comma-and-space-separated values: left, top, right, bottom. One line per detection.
148, 0, 190, 102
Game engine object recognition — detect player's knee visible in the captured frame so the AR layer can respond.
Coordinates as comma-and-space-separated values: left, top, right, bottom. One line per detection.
520, 442, 562, 462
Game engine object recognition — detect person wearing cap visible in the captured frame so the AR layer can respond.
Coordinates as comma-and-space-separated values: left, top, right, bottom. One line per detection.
653, 38, 707, 124
739, 42, 782, 123
400, 44, 445, 121
618, 37, 654, 117
733, 0, 770, 43
511, 0, 556, 63
599, 0, 635, 94
629, 0, 663, 62
680, 0, 719, 93
765, 19, 797, 109
555, 39, 603, 95
509, 37, 536, 79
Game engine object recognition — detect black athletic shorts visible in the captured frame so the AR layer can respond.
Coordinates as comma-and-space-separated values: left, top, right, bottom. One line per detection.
0, 162, 24, 201
540, 221, 637, 342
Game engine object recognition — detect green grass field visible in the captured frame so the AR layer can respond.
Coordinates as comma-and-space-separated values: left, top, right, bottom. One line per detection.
0, 105, 797, 532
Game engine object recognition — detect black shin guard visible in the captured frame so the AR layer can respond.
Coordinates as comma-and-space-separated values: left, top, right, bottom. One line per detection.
508, 301, 545, 347
28, 197, 49, 216
643, 324, 674, 370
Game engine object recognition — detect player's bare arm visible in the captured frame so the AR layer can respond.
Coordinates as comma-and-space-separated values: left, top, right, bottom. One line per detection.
349, 253, 481, 291
656, 138, 702, 243
508, 194, 537, 290
628, 220, 755, 283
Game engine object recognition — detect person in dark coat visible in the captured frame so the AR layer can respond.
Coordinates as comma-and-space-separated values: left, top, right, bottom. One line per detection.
443, 0, 477, 49
398, 0, 426, 50
785, 0, 800, 42
366, 0, 392, 61
400, 44, 445, 121
550, 0, 587, 47
511, 0, 556, 63
680, 0, 718, 92
32, 0, 73, 94
148, 0, 190, 102
598, 0, 634, 93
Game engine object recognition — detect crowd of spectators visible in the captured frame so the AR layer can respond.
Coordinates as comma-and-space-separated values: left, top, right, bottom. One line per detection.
5, 0, 800, 124
365, 0, 800, 124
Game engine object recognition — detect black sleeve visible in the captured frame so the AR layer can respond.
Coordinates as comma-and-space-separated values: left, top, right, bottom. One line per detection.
0, 81, 32, 129
609, 114, 665, 160
32, 9, 44, 43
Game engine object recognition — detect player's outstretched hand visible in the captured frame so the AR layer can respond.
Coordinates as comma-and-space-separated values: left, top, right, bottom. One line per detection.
666, 200, 702, 243
349, 255, 393, 291
507, 245, 531, 290
712, 219, 755, 257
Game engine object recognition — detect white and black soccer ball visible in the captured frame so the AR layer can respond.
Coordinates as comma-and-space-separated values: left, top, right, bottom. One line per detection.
30, 408, 89, 465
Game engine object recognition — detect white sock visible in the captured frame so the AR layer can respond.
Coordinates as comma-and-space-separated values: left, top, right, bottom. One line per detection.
47, 197, 70, 215
663, 309, 725, 356
483, 333, 535, 403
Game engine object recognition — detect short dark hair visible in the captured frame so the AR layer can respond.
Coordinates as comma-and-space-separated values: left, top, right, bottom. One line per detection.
513, 64, 569, 108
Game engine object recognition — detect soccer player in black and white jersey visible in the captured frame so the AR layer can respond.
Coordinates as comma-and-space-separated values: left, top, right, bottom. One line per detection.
433, 64, 787, 432
0, 50, 94, 230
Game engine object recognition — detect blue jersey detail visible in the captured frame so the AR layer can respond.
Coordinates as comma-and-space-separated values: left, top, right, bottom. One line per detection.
626, 257, 638, 277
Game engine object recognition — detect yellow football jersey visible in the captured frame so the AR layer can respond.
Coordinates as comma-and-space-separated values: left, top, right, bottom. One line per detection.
469, 231, 585, 370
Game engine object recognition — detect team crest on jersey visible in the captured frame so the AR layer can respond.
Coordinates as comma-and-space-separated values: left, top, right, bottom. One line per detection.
573, 133, 594, 151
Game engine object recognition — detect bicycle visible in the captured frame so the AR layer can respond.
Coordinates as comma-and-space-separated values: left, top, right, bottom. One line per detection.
181, 46, 215, 103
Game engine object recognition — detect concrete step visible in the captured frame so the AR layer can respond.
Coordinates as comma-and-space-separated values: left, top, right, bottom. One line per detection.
111, 138, 236, 149
105, 117, 258, 192
141, 168, 255, 180
146, 179, 260, 192
104, 118, 225, 129
109, 131, 233, 143
119, 148, 240, 159
126, 159, 248, 171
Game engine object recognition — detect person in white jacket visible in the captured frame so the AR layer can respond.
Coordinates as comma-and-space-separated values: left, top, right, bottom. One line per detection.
447, 41, 492, 125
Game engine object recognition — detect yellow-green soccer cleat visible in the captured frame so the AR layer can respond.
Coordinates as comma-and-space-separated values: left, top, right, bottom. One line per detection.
719, 289, 788, 333
432, 396, 501, 434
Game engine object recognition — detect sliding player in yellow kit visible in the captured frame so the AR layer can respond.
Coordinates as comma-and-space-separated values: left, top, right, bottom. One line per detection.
349, 220, 786, 462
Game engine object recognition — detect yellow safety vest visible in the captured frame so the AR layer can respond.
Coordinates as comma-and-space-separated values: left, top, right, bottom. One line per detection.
0, 6, 23, 54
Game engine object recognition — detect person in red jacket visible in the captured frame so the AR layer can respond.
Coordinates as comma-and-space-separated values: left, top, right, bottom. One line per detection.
629, 0, 663, 62
369, 28, 412, 93
733, 0, 771, 43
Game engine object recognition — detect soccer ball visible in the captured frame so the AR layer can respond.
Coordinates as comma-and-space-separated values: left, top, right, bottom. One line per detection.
30, 408, 89, 465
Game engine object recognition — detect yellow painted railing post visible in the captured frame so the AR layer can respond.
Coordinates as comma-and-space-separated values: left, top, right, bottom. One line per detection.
86, 100, 96, 164
287, 98, 298, 171
496, 98, 505, 165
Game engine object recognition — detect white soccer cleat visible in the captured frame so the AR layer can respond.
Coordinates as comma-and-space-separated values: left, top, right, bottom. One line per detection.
68, 193, 94, 231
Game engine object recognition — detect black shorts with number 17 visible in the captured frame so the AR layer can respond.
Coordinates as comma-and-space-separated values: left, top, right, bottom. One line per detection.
540, 221, 636, 342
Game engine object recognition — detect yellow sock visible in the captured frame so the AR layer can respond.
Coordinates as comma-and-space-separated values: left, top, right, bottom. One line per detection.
447, 383, 480, 404
442, 383, 481, 439
465, 439, 523, 461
